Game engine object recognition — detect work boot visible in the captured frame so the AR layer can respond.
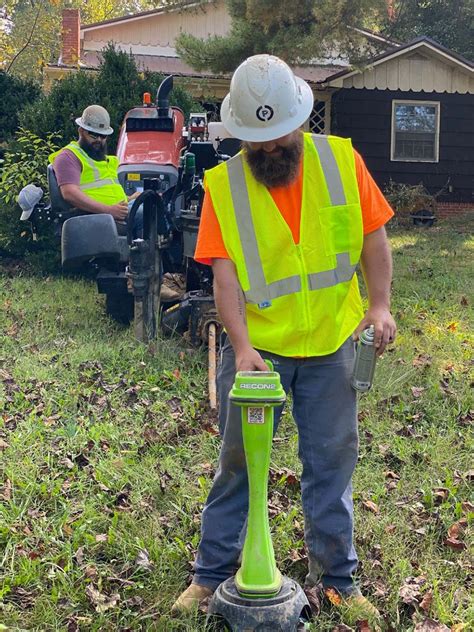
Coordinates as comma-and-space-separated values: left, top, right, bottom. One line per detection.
171, 583, 214, 613
160, 272, 186, 302
325, 589, 381, 629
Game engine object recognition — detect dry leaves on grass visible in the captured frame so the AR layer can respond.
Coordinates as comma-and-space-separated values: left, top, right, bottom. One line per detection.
399, 576, 427, 606
413, 619, 450, 631
0, 478, 12, 501
135, 549, 154, 571
362, 500, 379, 514
444, 518, 467, 551
85, 585, 120, 613
413, 354, 432, 368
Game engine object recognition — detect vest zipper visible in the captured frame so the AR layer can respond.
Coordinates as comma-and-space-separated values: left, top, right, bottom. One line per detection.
296, 244, 311, 356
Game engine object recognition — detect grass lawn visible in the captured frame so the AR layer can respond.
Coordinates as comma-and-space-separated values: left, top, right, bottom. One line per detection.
1, 216, 473, 631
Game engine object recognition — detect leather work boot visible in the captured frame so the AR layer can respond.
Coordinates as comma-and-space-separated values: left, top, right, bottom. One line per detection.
342, 594, 381, 618
160, 272, 186, 302
171, 583, 214, 613
325, 589, 381, 629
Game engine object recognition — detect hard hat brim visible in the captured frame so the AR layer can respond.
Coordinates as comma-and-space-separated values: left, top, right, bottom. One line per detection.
220, 76, 314, 142
75, 118, 114, 136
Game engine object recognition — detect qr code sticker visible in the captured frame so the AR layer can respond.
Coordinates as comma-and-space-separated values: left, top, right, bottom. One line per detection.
248, 407, 264, 424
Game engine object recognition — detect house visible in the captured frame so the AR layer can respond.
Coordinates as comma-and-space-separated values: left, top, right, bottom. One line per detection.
45, 1, 474, 216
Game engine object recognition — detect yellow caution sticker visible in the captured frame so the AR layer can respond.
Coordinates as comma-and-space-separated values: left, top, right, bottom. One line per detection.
127, 173, 141, 181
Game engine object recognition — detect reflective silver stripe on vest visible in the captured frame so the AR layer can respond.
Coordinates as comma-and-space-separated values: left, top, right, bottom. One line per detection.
308, 252, 357, 290
79, 177, 120, 190
227, 155, 301, 304
311, 135, 346, 206
226, 139, 356, 305
70, 143, 101, 180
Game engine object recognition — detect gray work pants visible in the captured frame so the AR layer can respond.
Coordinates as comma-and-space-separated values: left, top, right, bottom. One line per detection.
194, 335, 360, 595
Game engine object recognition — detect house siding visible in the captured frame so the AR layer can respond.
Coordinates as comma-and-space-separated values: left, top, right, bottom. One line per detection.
331, 88, 474, 204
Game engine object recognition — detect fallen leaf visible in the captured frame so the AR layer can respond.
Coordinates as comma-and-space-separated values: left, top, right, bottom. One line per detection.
0, 438, 10, 450
356, 621, 373, 632
446, 322, 458, 332
84, 565, 98, 579
85, 585, 120, 613
460, 296, 468, 306
460, 501, 474, 514
413, 354, 432, 368
0, 369, 13, 382
399, 576, 426, 606
432, 488, 449, 505
95, 534, 108, 543
135, 549, 154, 570
464, 469, 474, 481
74, 547, 85, 565
325, 587, 342, 606
420, 590, 433, 613
172, 368, 181, 379
443, 537, 466, 551
451, 624, 467, 631
411, 386, 425, 398
414, 618, 449, 631
0, 478, 12, 501
332, 626, 354, 632
362, 500, 379, 514
447, 519, 467, 540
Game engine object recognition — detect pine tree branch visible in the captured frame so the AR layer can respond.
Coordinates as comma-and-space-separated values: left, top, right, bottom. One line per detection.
6, 1, 42, 74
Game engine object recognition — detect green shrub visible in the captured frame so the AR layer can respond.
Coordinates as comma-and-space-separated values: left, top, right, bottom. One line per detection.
0, 72, 41, 153
0, 129, 60, 267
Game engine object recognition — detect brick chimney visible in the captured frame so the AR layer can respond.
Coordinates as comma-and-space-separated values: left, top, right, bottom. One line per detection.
61, 8, 80, 66
386, 0, 396, 21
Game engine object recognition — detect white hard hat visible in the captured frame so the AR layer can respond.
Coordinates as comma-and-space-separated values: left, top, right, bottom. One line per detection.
75, 105, 113, 135
220, 55, 314, 142
18, 184, 44, 221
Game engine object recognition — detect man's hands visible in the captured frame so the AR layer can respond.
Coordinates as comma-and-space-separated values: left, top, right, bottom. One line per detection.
61, 184, 129, 220
353, 306, 396, 356
108, 200, 128, 221
235, 345, 269, 372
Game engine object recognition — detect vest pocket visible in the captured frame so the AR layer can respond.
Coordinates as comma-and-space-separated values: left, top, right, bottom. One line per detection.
318, 203, 362, 257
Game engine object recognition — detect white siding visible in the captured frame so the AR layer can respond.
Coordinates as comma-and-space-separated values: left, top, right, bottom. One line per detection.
83, 0, 231, 55
341, 54, 473, 94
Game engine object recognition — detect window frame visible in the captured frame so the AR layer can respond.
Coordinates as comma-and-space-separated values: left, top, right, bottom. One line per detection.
391, 99, 440, 163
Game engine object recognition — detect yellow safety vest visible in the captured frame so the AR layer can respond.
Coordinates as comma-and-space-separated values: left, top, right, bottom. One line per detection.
204, 133, 364, 357
49, 142, 126, 206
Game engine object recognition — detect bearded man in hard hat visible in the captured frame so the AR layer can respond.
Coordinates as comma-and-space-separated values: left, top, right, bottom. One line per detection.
49, 105, 129, 224
173, 55, 396, 620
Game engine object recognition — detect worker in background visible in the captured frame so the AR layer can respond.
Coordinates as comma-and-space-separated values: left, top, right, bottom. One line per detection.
173, 54, 396, 623
49, 105, 131, 227
50, 104, 182, 301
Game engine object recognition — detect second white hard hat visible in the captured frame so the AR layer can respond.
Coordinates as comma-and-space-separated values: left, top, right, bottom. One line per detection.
75, 105, 113, 136
220, 54, 314, 142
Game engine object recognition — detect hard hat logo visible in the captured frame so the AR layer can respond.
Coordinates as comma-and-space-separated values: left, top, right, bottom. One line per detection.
256, 105, 274, 122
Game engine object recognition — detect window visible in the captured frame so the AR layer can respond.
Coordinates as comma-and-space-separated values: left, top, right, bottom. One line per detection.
391, 101, 440, 162
309, 97, 331, 134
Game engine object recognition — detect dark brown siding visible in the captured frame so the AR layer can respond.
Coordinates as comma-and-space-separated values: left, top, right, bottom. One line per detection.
331, 88, 474, 204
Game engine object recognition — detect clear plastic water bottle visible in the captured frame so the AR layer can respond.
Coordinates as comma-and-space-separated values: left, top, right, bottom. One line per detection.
351, 324, 377, 392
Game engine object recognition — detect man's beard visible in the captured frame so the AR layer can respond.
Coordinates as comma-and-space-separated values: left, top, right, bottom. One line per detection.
79, 138, 107, 161
242, 132, 303, 188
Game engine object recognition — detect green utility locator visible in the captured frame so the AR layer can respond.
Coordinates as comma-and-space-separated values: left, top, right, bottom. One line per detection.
229, 360, 286, 598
